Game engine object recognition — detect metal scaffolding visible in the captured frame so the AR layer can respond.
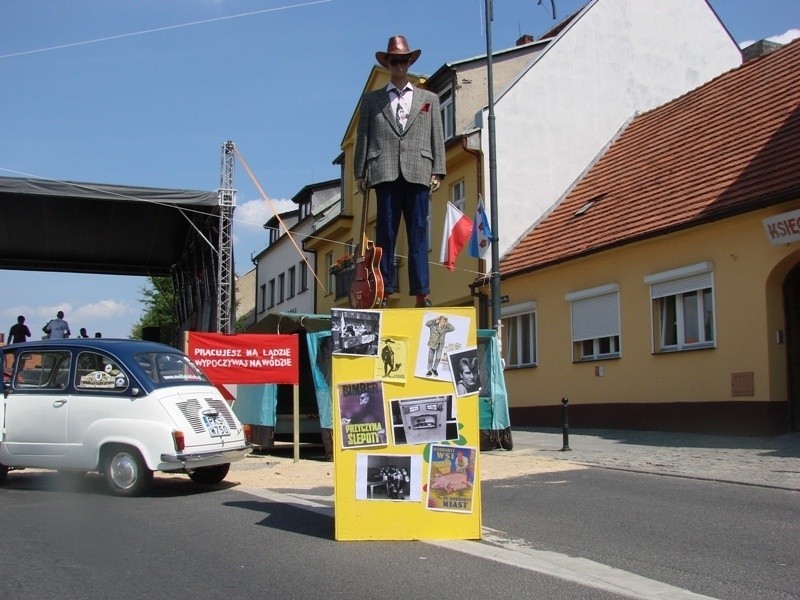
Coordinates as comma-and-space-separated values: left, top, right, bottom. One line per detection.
217, 140, 236, 333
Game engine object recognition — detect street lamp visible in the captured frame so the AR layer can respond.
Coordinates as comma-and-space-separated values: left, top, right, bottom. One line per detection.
484, 0, 501, 331
484, 0, 556, 331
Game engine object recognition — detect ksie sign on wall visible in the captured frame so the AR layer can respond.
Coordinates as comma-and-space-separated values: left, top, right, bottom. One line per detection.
763, 208, 800, 246
188, 332, 299, 385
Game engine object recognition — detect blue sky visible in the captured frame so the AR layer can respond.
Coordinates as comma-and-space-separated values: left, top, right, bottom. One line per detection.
1, 0, 799, 339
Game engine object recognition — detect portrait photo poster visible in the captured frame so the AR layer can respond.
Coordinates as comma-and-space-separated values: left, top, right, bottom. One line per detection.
426, 444, 477, 513
414, 311, 471, 383
447, 346, 481, 397
337, 380, 387, 449
355, 453, 423, 502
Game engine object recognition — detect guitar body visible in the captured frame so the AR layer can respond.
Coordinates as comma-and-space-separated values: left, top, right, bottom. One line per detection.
349, 241, 384, 309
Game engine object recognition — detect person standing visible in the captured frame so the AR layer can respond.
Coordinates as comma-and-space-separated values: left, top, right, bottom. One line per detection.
43, 310, 70, 339
425, 315, 454, 377
8, 315, 32, 344
381, 340, 395, 376
354, 35, 446, 308
78, 328, 89, 338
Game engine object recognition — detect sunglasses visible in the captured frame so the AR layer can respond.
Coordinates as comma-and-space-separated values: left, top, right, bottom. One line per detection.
388, 57, 410, 65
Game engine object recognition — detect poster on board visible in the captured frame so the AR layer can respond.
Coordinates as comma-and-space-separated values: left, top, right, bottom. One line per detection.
337, 380, 387, 449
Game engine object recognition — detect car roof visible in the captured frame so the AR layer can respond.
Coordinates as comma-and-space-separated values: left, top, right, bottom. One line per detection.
2, 338, 180, 356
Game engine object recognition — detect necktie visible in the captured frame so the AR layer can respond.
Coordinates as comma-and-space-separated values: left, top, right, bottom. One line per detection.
394, 88, 406, 133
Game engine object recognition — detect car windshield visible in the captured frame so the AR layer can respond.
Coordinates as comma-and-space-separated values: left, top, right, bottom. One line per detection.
134, 352, 209, 386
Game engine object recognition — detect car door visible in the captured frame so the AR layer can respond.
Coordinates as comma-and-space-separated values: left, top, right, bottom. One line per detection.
4, 350, 71, 457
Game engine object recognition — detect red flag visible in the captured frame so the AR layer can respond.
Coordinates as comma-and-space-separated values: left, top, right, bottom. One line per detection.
440, 201, 473, 271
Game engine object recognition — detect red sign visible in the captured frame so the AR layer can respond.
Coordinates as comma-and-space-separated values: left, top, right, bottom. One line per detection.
187, 332, 299, 385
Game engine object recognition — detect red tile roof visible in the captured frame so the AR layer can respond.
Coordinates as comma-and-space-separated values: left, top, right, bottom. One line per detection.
501, 38, 800, 278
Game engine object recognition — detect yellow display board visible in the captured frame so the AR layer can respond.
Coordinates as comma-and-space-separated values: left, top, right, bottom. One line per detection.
332, 306, 481, 541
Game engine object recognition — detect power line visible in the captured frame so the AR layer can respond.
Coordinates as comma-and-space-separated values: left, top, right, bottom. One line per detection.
0, 0, 332, 60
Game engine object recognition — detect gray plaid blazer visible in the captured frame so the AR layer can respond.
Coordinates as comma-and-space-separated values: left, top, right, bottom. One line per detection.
354, 86, 446, 187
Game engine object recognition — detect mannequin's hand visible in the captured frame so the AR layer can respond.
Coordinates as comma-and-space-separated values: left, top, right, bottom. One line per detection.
356, 178, 367, 193
430, 175, 441, 192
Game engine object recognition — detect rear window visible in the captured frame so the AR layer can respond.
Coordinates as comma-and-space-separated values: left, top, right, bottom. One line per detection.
13, 351, 71, 389
134, 352, 208, 386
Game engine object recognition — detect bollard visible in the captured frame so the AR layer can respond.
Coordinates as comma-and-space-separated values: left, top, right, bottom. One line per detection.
560, 396, 571, 452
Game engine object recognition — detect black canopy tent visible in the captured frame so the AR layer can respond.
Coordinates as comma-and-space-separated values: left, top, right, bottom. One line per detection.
0, 176, 224, 334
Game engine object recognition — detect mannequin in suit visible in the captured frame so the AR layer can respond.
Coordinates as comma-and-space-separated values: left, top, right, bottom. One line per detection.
354, 35, 446, 308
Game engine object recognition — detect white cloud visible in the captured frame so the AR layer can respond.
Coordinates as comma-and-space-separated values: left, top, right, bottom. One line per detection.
71, 299, 132, 322
234, 197, 295, 231
740, 28, 800, 49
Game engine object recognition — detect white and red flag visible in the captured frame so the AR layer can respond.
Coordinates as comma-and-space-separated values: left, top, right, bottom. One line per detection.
440, 201, 473, 271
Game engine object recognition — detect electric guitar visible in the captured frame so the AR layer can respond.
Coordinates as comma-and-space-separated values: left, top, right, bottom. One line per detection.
349, 187, 384, 309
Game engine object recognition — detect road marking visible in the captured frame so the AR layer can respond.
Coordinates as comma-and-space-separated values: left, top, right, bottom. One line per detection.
432, 528, 718, 600
242, 489, 718, 600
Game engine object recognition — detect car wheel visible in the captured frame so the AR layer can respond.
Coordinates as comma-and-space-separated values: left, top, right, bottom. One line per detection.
0, 463, 8, 485
102, 445, 153, 497
188, 463, 230, 485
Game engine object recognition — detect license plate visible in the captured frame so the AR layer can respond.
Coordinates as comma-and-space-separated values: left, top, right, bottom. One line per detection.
202, 414, 230, 437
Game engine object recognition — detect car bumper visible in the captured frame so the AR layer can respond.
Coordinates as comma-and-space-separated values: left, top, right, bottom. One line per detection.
160, 444, 252, 469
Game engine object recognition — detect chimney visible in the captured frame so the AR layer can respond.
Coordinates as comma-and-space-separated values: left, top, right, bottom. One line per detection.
516, 34, 535, 46
741, 39, 782, 61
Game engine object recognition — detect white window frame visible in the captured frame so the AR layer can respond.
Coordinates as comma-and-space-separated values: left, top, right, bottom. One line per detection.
644, 262, 716, 352
452, 179, 466, 213
439, 86, 454, 140
566, 284, 621, 361
500, 301, 538, 368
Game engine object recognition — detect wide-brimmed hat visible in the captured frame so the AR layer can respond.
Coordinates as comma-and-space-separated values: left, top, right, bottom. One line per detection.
375, 35, 421, 68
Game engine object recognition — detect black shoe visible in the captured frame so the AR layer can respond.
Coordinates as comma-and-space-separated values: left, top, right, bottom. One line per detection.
416, 296, 432, 308
379, 298, 388, 308
432, 369, 438, 376
426, 370, 433, 377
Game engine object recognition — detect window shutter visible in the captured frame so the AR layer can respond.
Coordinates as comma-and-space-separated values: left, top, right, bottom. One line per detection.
571, 292, 619, 342
650, 272, 713, 299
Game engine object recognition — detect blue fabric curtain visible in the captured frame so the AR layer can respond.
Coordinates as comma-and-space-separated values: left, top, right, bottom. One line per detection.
231, 384, 277, 426
306, 330, 333, 429
477, 329, 510, 430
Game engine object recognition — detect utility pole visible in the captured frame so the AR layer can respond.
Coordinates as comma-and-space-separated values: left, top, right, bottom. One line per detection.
217, 140, 236, 333
485, 0, 501, 331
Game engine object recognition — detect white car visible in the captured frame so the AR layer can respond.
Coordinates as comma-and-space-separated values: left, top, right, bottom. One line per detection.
1, 338, 251, 496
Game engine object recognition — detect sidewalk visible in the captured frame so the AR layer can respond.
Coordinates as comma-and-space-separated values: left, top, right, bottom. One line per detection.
510, 427, 800, 491
230, 427, 800, 493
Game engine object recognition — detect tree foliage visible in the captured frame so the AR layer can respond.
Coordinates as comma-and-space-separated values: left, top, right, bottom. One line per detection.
130, 276, 176, 343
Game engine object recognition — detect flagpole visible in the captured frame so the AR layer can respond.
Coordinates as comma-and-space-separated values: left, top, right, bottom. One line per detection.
485, 0, 501, 331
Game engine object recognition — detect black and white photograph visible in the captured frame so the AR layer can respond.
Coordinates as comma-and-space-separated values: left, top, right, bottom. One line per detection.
390, 395, 458, 446
414, 311, 471, 382
448, 347, 481, 397
331, 308, 382, 357
355, 453, 422, 502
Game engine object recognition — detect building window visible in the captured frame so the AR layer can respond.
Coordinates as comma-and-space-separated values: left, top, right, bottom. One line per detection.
259, 284, 266, 312
300, 261, 309, 292
566, 284, 620, 361
501, 301, 537, 367
278, 273, 285, 303
288, 266, 296, 298
268, 279, 275, 308
644, 262, 715, 352
452, 179, 466, 213
326, 252, 334, 294
299, 200, 310, 220
440, 87, 454, 140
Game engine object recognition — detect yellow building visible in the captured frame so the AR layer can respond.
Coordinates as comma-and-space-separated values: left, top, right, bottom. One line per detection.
483, 40, 800, 434
305, 39, 546, 320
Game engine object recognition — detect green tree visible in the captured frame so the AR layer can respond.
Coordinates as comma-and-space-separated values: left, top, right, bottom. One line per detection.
131, 276, 176, 344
